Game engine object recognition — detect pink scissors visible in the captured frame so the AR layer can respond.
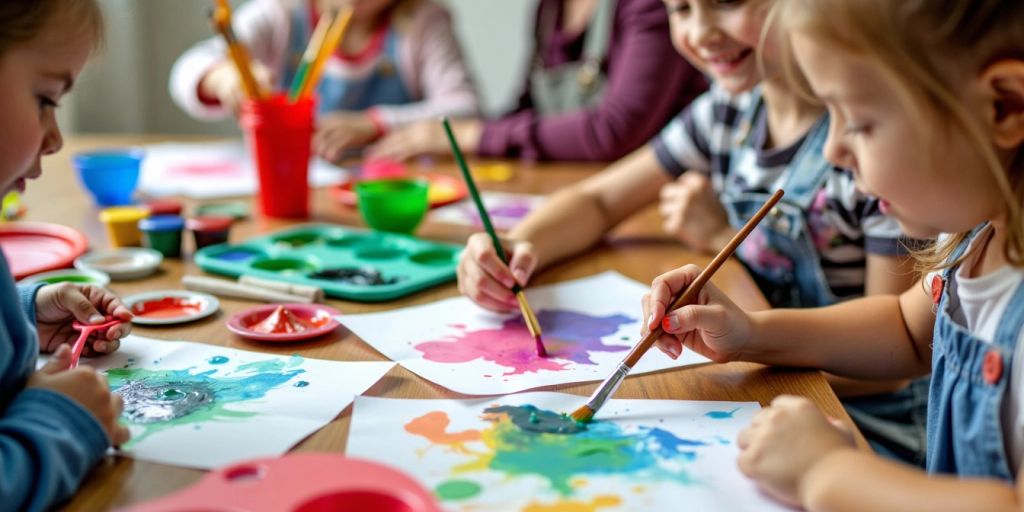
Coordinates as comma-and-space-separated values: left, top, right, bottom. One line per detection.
69, 317, 122, 369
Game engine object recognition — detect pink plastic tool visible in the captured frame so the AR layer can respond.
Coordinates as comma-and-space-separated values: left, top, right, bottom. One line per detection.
124, 453, 442, 512
69, 318, 121, 369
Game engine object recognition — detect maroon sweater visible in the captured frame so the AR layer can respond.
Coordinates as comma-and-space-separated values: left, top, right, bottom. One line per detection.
478, 0, 706, 162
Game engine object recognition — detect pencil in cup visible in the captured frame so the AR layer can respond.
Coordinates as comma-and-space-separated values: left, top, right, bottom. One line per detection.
439, 117, 547, 357
569, 188, 785, 424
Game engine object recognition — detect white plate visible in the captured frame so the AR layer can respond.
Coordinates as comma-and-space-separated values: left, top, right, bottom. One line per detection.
123, 290, 220, 325
75, 248, 163, 280
18, 268, 111, 288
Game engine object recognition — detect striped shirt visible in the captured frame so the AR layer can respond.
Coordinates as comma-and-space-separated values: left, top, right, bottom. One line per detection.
651, 85, 911, 300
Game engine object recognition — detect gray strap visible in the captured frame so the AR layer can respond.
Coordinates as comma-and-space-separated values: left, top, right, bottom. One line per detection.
583, 0, 616, 63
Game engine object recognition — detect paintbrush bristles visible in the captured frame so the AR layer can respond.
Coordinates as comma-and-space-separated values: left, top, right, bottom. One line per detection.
516, 291, 547, 357
569, 405, 594, 423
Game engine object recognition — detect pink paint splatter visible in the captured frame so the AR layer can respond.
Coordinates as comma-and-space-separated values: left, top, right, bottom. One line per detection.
414, 310, 635, 375
167, 161, 245, 178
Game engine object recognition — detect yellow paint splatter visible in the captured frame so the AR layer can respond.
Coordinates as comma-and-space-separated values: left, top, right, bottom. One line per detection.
523, 495, 622, 512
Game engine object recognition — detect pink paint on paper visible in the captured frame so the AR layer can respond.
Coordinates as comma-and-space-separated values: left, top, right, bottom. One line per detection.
166, 161, 245, 178
414, 310, 634, 375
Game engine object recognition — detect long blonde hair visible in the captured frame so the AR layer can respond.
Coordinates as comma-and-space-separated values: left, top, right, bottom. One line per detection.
0, 0, 104, 55
769, 0, 1024, 272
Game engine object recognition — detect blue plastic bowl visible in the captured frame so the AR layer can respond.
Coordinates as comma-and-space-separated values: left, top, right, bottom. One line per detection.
73, 149, 144, 207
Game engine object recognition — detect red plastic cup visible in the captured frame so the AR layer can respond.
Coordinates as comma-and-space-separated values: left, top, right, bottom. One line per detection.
239, 94, 314, 219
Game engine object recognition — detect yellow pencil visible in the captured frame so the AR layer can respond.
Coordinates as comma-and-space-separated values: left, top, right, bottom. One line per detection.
296, 5, 354, 101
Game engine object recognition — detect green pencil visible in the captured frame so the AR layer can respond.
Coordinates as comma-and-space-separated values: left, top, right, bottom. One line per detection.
441, 117, 547, 358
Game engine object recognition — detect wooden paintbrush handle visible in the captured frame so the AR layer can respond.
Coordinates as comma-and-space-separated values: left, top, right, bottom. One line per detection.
622, 189, 784, 368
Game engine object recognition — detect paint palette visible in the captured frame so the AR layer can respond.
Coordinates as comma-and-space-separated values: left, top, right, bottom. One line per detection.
227, 303, 341, 342
124, 290, 220, 325
124, 453, 441, 512
75, 248, 163, 280
194, 224, 462, 302
18, 268, 110, 288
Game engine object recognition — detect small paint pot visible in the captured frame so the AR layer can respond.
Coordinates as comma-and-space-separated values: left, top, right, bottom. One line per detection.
99, 206, 150, 247
138, 215, 185, 258
187, 216, 233, 249
73, 148, 143, 206
145, 199, 183, 217
355, 178, 429, 234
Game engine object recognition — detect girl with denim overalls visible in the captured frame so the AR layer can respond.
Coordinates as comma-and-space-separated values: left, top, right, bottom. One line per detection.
645, 0, 1024, 508
170, 0, 479, 161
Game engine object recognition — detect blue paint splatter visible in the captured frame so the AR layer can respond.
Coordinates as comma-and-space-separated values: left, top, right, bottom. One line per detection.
294, 380, 309, 388
705, 407, 741, 420
208, 356, 229, 365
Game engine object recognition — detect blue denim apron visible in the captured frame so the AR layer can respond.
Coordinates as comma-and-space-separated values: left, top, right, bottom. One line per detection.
282, 7, 414, 116
927, 226, 1020, 479
721, 90, 835, 309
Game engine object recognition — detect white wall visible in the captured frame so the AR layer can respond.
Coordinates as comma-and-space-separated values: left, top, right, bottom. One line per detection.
65, 0, 537, 135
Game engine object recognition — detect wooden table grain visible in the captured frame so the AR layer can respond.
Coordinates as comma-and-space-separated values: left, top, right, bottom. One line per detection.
19, 135, 858, 510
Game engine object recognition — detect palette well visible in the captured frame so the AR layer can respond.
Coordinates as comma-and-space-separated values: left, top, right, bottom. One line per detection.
227, 304, 340, 342
123, 290, 220, 326
75, 248, 163, 280
194, 224, 462, 302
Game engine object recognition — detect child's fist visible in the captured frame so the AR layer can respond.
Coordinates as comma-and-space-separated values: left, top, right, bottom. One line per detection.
35, 283, 132, 355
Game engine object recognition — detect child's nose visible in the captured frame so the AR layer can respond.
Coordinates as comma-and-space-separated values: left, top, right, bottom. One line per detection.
41, 117, 64, 156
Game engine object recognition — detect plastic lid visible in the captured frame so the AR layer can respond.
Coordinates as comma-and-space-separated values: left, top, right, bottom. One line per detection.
146, 199, 184, 216
99, 206, 150, 224
138, 214, 185, 232
186, 216, 233, 232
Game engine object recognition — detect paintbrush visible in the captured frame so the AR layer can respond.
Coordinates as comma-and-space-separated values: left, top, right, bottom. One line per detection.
296, 5, 354, 101
288, 7, 334, 102
209, 6, 265, 100
440, 117, 547, 358
570, 189, 785, 424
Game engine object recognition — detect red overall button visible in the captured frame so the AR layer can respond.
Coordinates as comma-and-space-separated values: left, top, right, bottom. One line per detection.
931, 275, 944, 305
983, 350, 1004, 384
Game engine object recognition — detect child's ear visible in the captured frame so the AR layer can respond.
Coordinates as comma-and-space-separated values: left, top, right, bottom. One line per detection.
981, 60, 1024, 149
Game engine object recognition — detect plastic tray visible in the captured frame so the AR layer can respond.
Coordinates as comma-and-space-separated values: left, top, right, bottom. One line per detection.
194, 224, 462, 302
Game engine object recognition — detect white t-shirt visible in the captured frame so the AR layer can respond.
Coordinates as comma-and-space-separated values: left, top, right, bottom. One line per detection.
934, 225, 1024, 471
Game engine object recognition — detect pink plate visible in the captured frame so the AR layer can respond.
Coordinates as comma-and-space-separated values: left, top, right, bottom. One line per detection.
227, 303, 341, 342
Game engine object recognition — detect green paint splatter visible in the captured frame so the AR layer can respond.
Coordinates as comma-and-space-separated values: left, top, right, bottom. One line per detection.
434, 480, 482, 501
106, 357, 305, 448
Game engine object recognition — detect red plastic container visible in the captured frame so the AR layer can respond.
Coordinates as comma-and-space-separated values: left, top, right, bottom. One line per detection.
239, 94, 314, 219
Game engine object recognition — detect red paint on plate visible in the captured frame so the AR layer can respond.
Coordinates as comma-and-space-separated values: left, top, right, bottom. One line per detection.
132, 297, 207, 318
228, 304, 341, 342
251, 305, 330, 334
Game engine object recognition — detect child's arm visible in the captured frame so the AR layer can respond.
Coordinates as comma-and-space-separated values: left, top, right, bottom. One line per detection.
457, 146, 670, 311
169, 0, 284, 120
737, 395, 1022, 512
645, 264, 935, 379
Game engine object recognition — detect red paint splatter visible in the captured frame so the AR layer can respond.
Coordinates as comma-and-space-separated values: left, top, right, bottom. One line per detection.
132, 297, 206, 318
249, 306, 328, 334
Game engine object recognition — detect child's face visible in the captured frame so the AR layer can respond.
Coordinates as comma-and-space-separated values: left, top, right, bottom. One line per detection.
791, 33, 1002, 238
321, 0, 395, 22
0, 17, 92, 197
662, 0, 772, 94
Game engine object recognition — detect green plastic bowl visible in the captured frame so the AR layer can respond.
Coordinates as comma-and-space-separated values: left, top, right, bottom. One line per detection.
355, 178, 429, 234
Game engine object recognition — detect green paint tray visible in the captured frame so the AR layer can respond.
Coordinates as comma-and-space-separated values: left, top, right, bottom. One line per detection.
194, 224, 462, 302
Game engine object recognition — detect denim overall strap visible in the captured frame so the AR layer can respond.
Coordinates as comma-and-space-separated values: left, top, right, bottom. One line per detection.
720, 88, 835, 307
927, 225, 1020, 479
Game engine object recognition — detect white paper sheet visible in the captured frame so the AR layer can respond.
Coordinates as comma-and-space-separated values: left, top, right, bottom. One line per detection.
429, 191, 545, 231
138, 140, 349, 199
77, 335, 392, 469
346, 393, 791, 512
338, 272, 709, 395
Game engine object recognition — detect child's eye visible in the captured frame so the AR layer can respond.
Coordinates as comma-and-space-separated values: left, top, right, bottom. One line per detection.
37, 95, 59, 110
665, 1, 690, 15
844, 123, 871, 136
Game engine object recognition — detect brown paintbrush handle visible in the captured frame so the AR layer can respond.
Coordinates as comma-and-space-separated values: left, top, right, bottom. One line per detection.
622, 189, 784, 368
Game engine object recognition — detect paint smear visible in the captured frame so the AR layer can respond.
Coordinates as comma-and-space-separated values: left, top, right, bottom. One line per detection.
413, 310, 634, 375
208, 356, 229, 365
523, 495, 622, 512
107, 357, 305, 448
434, 480, 482, 502
131, 297, 206, 319
405, 404, 706, 496
705, 408, 741, 420
249, 305, 322, 334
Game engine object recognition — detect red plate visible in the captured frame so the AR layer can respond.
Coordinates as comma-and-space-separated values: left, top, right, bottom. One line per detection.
0, 222, 89, 279
330, 173, 468, 209
227, 303, 341, 342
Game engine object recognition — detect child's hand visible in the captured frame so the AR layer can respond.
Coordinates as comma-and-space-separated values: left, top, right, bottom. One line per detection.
35, 283, 133, 356
642, 264, 752, 361
367, 119, 482, 162
737, 395, 856, 507
313, 112, 380, 162
199, 60, 273, 115
27, 345, 131, 447
658, 171, 735, 253
457, 233, 538, 313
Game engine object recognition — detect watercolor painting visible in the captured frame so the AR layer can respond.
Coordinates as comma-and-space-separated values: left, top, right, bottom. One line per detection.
73, 335, 392, 469
346, 393, 791, 511
430, 191, 545, 231
139, 141, 348, 199
339, 272, 710, 395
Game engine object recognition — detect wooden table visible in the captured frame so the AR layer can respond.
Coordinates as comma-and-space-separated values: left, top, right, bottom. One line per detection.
21, 136, 855, 510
